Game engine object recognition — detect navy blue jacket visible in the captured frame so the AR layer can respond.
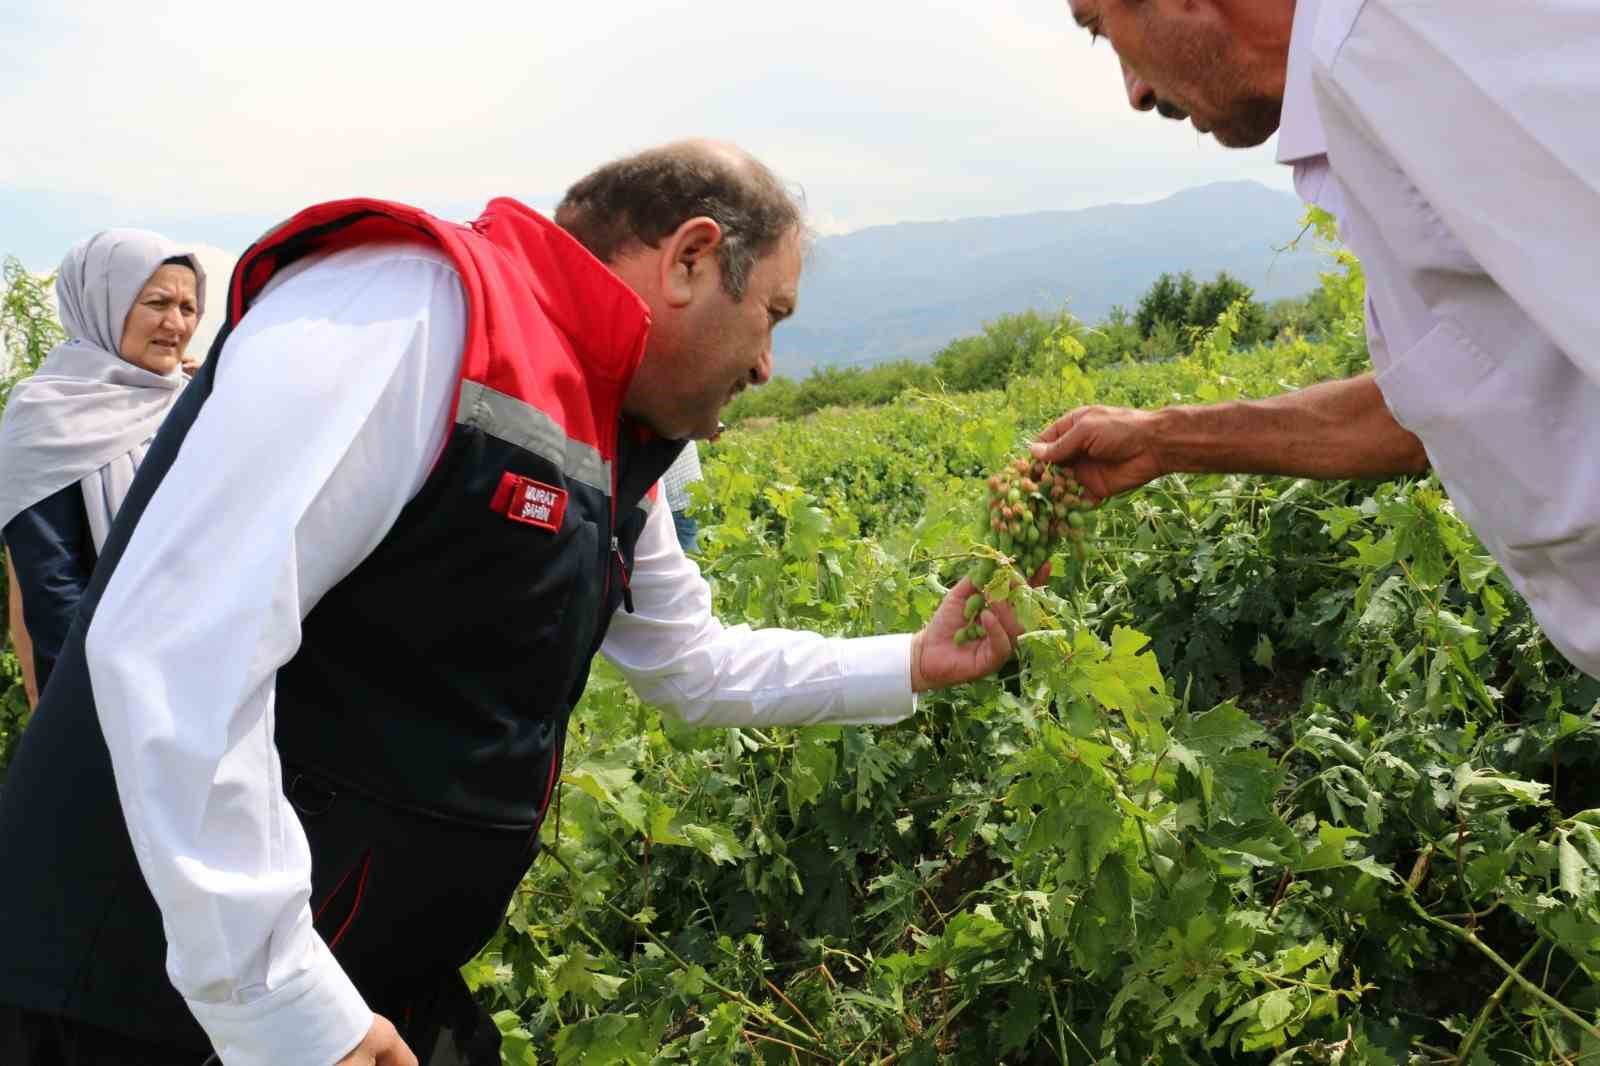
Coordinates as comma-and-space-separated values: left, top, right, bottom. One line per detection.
3, 484, 97, 690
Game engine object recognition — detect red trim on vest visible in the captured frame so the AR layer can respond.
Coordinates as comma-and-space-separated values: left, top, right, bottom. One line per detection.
328, 852, 372, 952
227, 197, 652, 466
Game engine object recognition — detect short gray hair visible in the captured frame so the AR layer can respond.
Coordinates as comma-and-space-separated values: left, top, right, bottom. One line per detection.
555, 141, 805, 301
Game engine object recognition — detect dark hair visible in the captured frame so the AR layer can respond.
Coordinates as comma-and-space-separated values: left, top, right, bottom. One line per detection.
160, 255, 197, 271
555, 141, 805, 301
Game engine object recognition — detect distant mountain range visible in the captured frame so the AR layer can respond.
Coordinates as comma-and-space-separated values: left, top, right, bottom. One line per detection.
777, 180, 1325, 373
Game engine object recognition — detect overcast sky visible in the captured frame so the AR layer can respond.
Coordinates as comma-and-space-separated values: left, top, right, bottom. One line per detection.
3, 0, 1295, 347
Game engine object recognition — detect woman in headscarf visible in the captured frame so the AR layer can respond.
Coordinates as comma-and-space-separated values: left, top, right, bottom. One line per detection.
0, 230, 205, 701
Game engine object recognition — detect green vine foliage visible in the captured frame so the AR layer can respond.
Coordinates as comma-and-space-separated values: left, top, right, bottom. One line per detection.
2, 227, 1596, 1062
0, 256, 60, 775
473, 226, 1600, 1064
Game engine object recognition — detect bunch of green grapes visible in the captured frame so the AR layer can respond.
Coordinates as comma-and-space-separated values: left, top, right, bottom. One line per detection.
952, 457, 1095, 646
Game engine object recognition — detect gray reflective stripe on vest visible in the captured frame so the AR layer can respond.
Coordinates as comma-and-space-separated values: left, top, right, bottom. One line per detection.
456, 380, 611, 494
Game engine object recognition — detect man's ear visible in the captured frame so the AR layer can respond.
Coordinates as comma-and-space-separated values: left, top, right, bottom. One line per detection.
660, 217, 723, 308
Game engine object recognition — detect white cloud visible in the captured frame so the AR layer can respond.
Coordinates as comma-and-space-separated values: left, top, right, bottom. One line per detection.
2, 0, 1292, 233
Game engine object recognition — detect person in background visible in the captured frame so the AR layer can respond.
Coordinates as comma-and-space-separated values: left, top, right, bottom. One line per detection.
0, 230, 204, 700
1036, 0, 1600, 680
662, 437, 705, 552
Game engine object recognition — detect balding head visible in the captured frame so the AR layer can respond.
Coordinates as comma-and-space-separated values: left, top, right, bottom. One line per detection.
555, 139, 806, 301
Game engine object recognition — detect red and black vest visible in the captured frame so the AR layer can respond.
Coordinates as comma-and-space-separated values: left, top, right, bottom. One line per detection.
0, 198, 685, 1047
255, 197, 684, 825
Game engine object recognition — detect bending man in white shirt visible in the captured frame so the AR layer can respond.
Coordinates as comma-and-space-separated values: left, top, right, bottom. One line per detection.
0, 141, 1036, 1066
1035, 0, 1600, 680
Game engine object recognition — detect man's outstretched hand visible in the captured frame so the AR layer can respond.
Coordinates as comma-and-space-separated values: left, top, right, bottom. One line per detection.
911, 566, 1049, 692
1030, 405, 1166, 501
336, 1015, 417, 1066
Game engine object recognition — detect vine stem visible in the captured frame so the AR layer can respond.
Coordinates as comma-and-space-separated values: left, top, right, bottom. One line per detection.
1100, 722, 1171, 898
763, 975, 822, 1040
1455, 938, 1543, 1065
1046, 978, 1095, 1063
1399, 886, 1600, 1042
745, 1030, 832, 1061
544, 846, 823, 1051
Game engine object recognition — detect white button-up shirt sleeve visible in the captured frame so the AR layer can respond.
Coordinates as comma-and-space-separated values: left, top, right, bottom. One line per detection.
84, 242, 465, 1066
1314, 0, 1600, 387
601, 498, 917, 727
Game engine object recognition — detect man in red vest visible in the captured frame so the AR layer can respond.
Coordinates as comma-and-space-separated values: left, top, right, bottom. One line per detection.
0, 140, 1034, 1066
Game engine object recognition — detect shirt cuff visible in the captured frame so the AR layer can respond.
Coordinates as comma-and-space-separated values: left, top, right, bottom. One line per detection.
187, 935, 372, 1066
834, 633, 917, 725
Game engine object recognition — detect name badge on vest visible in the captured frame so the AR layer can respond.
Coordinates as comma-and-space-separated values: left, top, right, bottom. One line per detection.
492, 472, 568, 533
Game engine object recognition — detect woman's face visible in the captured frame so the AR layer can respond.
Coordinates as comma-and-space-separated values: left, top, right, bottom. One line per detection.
118, 264, 199, 374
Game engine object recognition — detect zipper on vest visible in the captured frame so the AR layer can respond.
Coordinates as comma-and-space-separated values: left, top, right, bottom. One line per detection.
607, 428, 635, 614
611, 536, 635, 614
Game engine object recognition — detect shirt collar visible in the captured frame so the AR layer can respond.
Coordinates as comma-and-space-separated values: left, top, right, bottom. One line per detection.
1276, 0, 1328, 165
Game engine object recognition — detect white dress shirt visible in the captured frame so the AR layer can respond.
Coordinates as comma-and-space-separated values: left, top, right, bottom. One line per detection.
660, 439, 704, 513
83, 241, 915, 1066
1278, 0, 1600, 679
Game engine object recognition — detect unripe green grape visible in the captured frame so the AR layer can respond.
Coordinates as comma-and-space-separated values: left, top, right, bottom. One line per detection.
959, 456, 1098, 643
964, 593, 985, 622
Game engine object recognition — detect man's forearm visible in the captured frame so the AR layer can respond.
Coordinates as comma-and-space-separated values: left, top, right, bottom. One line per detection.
1152, 373, 1429, 481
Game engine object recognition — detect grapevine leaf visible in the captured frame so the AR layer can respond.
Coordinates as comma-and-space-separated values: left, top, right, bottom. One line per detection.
678, 823, 750, 865
564, 762, 649, 834
551, 1011, 656, 1066
1180, 702, 1266, 757
786, 727, 840, 818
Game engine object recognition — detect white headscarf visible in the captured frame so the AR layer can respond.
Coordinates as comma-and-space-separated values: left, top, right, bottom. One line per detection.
0, 229, 207, 552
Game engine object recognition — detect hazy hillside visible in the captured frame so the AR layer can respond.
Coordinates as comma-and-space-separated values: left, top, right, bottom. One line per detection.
779, 180, 1320, 370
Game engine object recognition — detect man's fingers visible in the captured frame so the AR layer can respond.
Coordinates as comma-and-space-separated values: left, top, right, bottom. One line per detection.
1030, 417, 1094, 467
978, 610, 1008, 658
1034, 410, 1078, 445
983, 605, 1022, 652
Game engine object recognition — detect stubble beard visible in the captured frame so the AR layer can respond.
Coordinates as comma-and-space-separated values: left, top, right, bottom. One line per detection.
1211, 95, 1284, 148
1157, 18, 1283, 149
